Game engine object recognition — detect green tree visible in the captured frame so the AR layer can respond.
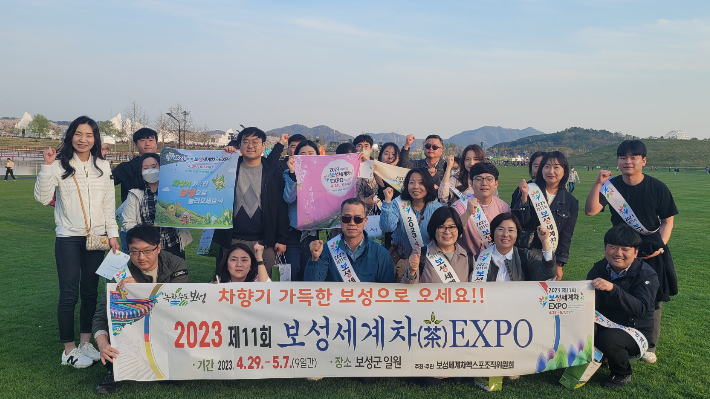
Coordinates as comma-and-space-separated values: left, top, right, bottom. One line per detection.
28, 114, 51, 138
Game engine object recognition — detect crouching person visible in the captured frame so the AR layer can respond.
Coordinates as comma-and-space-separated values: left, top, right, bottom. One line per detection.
92, 224, 189, 394
588, 224, 659, 388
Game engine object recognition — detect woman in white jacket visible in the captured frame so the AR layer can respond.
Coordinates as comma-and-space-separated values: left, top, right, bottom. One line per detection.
122, 153, 192, 258
34, 116, 120, 369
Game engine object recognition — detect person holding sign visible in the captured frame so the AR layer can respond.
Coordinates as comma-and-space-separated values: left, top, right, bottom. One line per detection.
92, 224, 189, 394
380, 168, 443, 281
451, 162, 510, 255
402, 206, 474, 284
472, 213, 556, 282
373, 141, 409, 249
588, 224, 659, 388
217, 242, 271, 283
512, 151, 578, 281
122, 153, 192, 259
34, 116, 120, 369
438, 144, 485, 203
283, 140, 322, 280
584, 140, 677, 363
304, 198, 394, 283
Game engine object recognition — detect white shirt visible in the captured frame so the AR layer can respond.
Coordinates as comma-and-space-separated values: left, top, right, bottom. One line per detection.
492, 247, 554, 282
546, 191, 557, 204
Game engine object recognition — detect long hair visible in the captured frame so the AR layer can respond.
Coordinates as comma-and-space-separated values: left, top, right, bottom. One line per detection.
58, 116, 104, 179
535, 151, 570, 191
455, 145, 485, 192
219, 243, 258, 283
378, 142, 400, 165
400, 167, 438, 204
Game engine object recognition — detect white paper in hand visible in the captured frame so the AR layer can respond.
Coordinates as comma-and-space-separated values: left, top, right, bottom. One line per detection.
359, 160, 374, 179
96, 251, 131, 279
197, 229, 215, 255
113, 265, 132, 284
364, 215, 382, 237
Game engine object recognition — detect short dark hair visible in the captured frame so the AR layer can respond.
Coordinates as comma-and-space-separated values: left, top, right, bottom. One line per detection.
604, 224, 643, 249
294, 140, 320, 155
470, 162, 499, 180
288, 134, 307, 146
219, 243, 258, 283
336, 143, 357, 154
528, 151, 547, 179
425, 135, 444, 146
377, 142, 400, 163
535, 151, 570, 189
353, 134, 373, 147
138, 152, 160, 168
240, 127, 266, 143
427, 206, 463, 240
400, 167, 438, 203
126, 224, 161, 247
489, 213, 522, 240
341, 197, 366, 214
617, 140, 647, 158
132, 128, 158, 144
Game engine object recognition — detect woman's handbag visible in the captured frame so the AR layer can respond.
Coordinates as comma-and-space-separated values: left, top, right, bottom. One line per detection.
73, 175, 110, 251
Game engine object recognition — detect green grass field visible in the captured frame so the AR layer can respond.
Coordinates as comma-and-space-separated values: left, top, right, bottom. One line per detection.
1, 167, 708, 398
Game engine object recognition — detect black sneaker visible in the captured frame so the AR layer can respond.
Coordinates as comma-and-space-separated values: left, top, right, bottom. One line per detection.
95, 370, 121, 394
603, 373, 631, 388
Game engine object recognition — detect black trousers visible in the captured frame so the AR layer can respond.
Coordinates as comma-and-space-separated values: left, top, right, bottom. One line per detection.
595, 326, 642, 376
4, 168, 15, 180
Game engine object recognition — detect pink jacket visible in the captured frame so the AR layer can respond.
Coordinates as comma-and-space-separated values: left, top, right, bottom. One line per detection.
451, 196, 510, 255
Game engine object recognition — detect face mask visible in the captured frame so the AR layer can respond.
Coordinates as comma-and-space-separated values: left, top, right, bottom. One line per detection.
142, 169, 160, 183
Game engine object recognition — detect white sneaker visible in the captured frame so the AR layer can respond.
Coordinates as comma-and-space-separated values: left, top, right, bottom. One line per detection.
79, 342, 101, 362
61, 348, 93, 368
640, 352, 657, 364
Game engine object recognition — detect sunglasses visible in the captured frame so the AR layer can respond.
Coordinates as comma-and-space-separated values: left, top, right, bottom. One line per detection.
340, 215, 366, 225
424, 144, 442, 150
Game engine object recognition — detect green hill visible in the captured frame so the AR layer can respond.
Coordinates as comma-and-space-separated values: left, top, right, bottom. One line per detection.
568, 139, 710, 168
489, 127, 626, 155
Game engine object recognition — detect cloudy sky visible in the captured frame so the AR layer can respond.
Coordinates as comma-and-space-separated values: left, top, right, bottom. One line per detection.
1, 0, 708, 138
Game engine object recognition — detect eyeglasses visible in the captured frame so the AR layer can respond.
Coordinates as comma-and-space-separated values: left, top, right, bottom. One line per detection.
473, 176, 496, 184
424, 144, 441, 150
241, 140, 262, 148
341, 215, 366, 225
436, 225, 458, 233
129, 246, 158, 257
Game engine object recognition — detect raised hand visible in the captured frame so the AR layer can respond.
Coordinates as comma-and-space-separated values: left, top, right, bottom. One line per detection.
595, 170, 613, 185
466, 197, 479, 214
309, 240, 324, 261
43, 147, 57, 165
223, 145, 238, 154
445, 154, 455, 171
408, 253, 420, 277
253, 243, 265, 261
280, 133, 289, 145
287, 157, 295, 173
404, 134, 415, 149
383, 187, 394, 202
363, 193, 377, 207
537, 225, 550, 251
101, 144, 110, 158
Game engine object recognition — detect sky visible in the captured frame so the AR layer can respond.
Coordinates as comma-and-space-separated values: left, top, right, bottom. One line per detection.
1, 0, 709, 139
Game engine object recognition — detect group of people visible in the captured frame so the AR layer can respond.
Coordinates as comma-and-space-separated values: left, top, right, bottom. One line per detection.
34, 116, 678, 393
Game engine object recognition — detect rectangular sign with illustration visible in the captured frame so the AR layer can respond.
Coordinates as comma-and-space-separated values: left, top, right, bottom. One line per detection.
155, 148, 238, 229
294, 153, 361, 230
108, 281, 594, 381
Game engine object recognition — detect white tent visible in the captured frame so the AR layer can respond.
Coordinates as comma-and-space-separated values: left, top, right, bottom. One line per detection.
15, 112, 33, 129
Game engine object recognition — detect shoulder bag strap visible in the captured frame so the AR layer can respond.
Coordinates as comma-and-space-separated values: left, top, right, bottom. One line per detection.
72, 175, 90, 234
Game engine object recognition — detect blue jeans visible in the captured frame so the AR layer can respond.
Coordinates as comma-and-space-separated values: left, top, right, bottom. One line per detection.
55, 236, 105, 342
285, 229, 318, 281
120, 230, 128, 253
568, 182, 576, 193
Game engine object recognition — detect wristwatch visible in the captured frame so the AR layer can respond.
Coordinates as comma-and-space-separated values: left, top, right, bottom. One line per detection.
256, 261, 266, 266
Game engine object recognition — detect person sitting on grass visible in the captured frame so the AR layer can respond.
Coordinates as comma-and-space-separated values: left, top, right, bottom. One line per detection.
588, 224, 659, 389
92, 224, 189, 395
215, 242, 271, 283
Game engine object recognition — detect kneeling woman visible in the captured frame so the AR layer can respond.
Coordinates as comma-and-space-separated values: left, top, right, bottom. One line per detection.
477, 213, 557, 282
217, 243, 271, 283
402, 206, 473, 283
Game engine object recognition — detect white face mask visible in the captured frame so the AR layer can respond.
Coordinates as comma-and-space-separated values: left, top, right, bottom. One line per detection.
142, 168, 160, 183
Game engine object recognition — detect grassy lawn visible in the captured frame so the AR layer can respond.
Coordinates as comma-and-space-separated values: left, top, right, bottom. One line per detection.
0, 166, 708, 398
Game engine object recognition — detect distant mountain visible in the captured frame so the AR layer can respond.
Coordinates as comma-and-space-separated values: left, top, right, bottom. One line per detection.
490, 127, 626, 154
447, 126, 544, 148
568, 138, 710, 167
266, 124, 353, 143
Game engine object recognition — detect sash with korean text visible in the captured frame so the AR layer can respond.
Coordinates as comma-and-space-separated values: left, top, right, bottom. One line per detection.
470, 245, 495, 283
600, 181, 659, 235
327, 235, 360, 283
374, 160, 409, 192
451, 188, 493, 249
594, 311, 648, 360
426, 251, 460, 283
526, 183, 559, 252
395, 198, 423, 252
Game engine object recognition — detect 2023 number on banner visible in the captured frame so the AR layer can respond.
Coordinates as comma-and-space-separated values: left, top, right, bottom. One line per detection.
107, 281, 594, 380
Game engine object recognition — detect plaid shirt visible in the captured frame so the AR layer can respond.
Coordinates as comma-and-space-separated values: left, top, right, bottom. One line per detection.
141, 186, 181, 250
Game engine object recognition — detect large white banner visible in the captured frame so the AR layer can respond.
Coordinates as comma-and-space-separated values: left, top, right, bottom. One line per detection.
107, 281, 594, 380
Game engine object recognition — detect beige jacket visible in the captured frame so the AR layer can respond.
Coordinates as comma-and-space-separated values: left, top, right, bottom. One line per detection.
5, 160, 14, 169
34, 154, 119, 238
401, 241, 471, 284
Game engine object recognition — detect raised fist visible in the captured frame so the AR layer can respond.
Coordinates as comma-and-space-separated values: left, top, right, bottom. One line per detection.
309, 240, 324, 261
43, 147, 56, 165
253, 243, 265, 261
596, 170, 613, 185
383, 187, 394, 202
408, 253, 420, 276
280, 133, 289, 145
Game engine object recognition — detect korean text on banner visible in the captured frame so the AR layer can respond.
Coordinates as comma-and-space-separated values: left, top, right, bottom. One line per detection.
295, 154, 360, 230
373, 161, 409, 192
108, 281, 594, 381
155, 148, 239, 229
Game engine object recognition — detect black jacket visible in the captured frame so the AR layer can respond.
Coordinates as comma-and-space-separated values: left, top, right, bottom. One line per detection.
112, 156, 142, 202
213, 156, 289, 249
587, 258, 659, 340
267, 142, 289, 172
511, 186, 578, 265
